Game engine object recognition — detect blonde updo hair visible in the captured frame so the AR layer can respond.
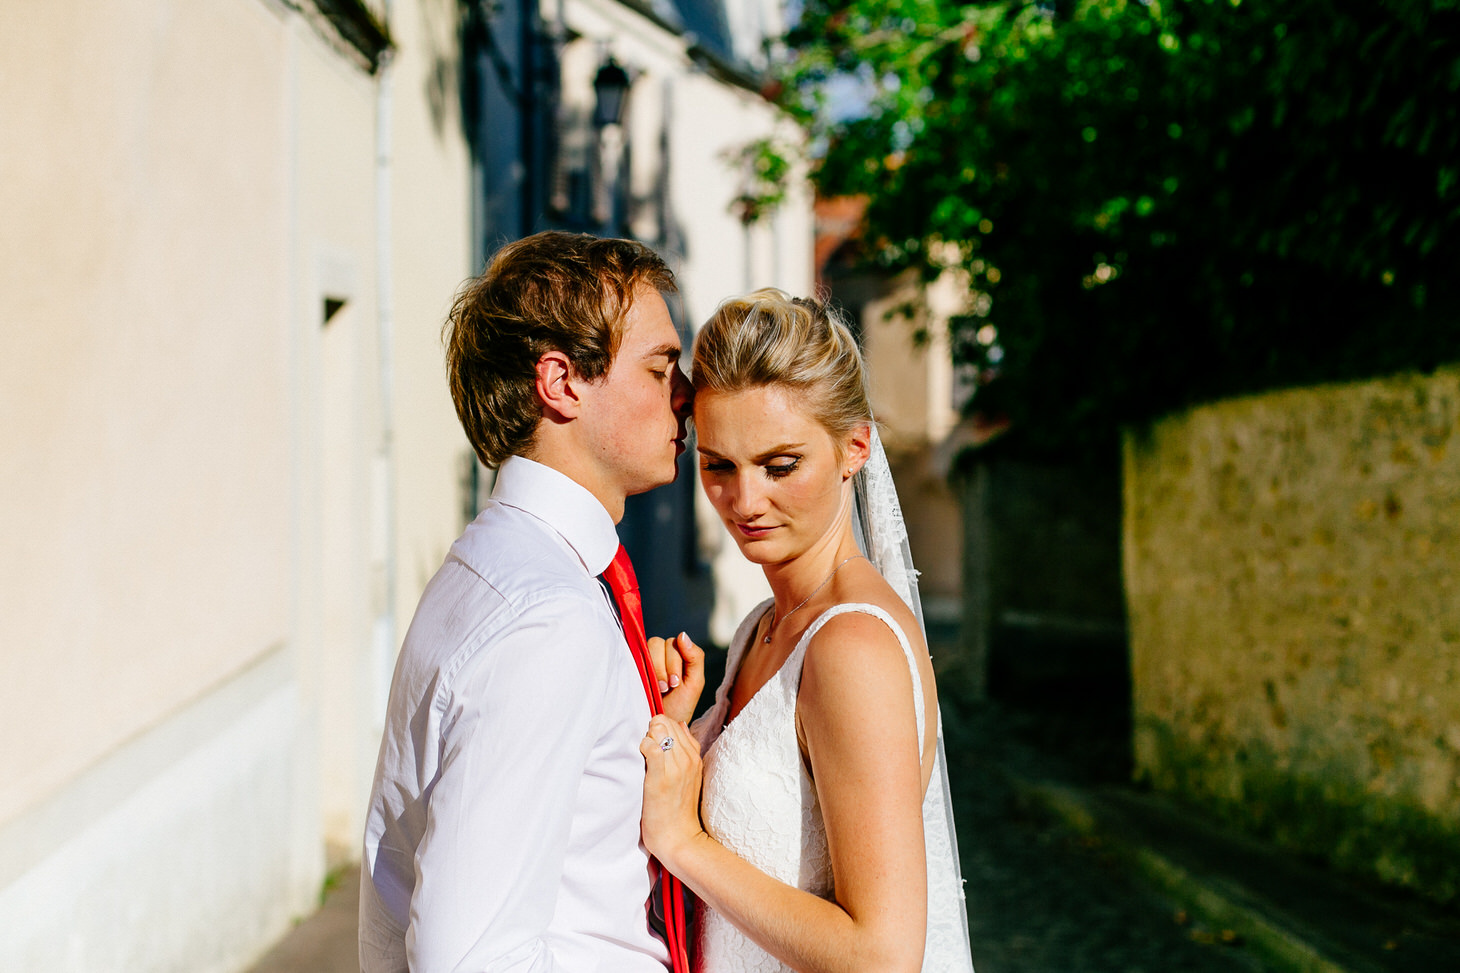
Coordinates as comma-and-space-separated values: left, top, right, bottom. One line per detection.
693, 288, 872, 441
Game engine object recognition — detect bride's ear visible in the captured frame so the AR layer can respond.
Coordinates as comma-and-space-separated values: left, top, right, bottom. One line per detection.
842, 422, 873, 479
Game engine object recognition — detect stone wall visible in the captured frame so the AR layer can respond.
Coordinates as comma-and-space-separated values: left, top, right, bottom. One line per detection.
1123, 366, 1460, 903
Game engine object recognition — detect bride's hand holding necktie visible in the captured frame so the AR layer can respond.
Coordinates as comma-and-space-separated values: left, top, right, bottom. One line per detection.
639, 714, 706, 871
647, 631, 705, 724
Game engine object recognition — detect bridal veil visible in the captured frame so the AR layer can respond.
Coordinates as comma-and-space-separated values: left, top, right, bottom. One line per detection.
852, 426, 976, 972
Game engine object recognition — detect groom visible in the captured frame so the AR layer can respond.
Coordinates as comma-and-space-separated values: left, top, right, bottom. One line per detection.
359, 231, 703, 972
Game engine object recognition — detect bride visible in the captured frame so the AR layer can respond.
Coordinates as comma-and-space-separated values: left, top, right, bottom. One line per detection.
641, 290, 975, 972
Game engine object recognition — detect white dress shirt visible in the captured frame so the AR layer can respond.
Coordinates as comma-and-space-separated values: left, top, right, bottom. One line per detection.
359, 456, 669, 973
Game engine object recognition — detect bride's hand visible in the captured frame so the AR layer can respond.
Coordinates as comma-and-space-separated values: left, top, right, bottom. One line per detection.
648, 632, 705, 724
639, 715, 705, 869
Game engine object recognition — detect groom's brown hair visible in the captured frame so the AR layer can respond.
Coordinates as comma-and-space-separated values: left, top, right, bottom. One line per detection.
445, 231, 676, 467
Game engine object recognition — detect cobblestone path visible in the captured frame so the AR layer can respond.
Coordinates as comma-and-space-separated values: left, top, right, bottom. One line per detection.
946, 699, 1267, 973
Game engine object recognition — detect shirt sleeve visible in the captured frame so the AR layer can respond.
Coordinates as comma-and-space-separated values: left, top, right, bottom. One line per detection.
406, 587, 619, 973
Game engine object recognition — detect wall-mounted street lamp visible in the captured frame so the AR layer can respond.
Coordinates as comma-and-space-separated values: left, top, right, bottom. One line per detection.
593, 57, 631, 127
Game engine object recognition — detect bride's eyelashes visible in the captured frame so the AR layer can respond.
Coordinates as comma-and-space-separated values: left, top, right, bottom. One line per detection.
698, 457, 802, 478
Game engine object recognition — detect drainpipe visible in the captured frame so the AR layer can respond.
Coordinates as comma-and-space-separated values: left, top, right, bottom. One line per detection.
373, 2, 397, 717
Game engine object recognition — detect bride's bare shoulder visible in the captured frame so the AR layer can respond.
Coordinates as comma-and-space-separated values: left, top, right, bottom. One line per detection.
796, 609, 918, 756
833, 565, 925, 648
799, 605, 913, 696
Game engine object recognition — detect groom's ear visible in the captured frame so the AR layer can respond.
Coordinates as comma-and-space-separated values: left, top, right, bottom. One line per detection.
535, 350, 584, 421
844, 422, 873, 478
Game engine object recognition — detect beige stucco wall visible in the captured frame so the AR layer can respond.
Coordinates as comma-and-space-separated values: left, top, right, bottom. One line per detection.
289, 0, 476, 857
862, 269, 966, 450
291, 15, 387, 861
0, 0, 295, 830
1124, 366, 1460, 902
0, 0, 473, 967
388, 0, 478, 616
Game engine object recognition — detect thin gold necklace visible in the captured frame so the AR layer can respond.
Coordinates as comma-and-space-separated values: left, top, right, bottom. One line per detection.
763, 554, 867, 643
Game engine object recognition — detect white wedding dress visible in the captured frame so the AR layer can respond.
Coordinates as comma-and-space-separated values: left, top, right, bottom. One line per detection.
691, 599, 975, 973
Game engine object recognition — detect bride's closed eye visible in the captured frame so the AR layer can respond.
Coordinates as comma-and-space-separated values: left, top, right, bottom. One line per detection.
698, 457, 801, 478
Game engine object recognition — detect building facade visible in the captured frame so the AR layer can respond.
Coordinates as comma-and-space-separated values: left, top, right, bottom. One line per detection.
0, 0, 810, 969
1, 1, 468, 969
464, 0, 815, 645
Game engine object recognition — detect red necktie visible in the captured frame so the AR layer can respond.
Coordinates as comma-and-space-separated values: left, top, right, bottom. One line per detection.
603, 544, 691, 973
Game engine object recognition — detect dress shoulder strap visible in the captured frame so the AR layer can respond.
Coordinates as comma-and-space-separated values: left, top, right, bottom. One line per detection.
722, 598, 773, 686
793, 603, 926, 760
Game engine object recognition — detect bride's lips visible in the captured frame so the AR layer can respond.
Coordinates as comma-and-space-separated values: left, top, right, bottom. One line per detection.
735, 522, 776, 539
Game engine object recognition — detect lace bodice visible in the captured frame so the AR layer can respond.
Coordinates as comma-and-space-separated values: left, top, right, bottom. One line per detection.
691, 601, 974, 973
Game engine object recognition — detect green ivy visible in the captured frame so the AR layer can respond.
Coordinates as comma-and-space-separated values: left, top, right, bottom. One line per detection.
781, 0, 1460, 462
725, 137, 797, 225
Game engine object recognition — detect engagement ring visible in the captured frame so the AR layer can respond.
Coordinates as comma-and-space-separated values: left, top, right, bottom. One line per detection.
659, 736, 675, 752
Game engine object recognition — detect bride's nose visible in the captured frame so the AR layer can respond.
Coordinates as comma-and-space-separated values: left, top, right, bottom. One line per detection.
727, 469, 769, 519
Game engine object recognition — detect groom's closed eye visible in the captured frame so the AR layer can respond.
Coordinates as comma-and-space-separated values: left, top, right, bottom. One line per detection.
644, 344, 681, 373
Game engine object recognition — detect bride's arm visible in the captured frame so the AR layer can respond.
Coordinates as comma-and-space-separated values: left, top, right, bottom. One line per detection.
641, 612, 927, 973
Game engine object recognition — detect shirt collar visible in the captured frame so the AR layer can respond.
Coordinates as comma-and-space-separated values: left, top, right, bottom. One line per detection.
491, 455, 619, 576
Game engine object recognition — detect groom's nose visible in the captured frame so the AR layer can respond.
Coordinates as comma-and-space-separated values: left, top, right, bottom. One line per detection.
670, 366, 693, 418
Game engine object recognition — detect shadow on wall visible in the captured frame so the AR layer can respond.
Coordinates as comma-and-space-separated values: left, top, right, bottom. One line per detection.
958, 452, 1131, 784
